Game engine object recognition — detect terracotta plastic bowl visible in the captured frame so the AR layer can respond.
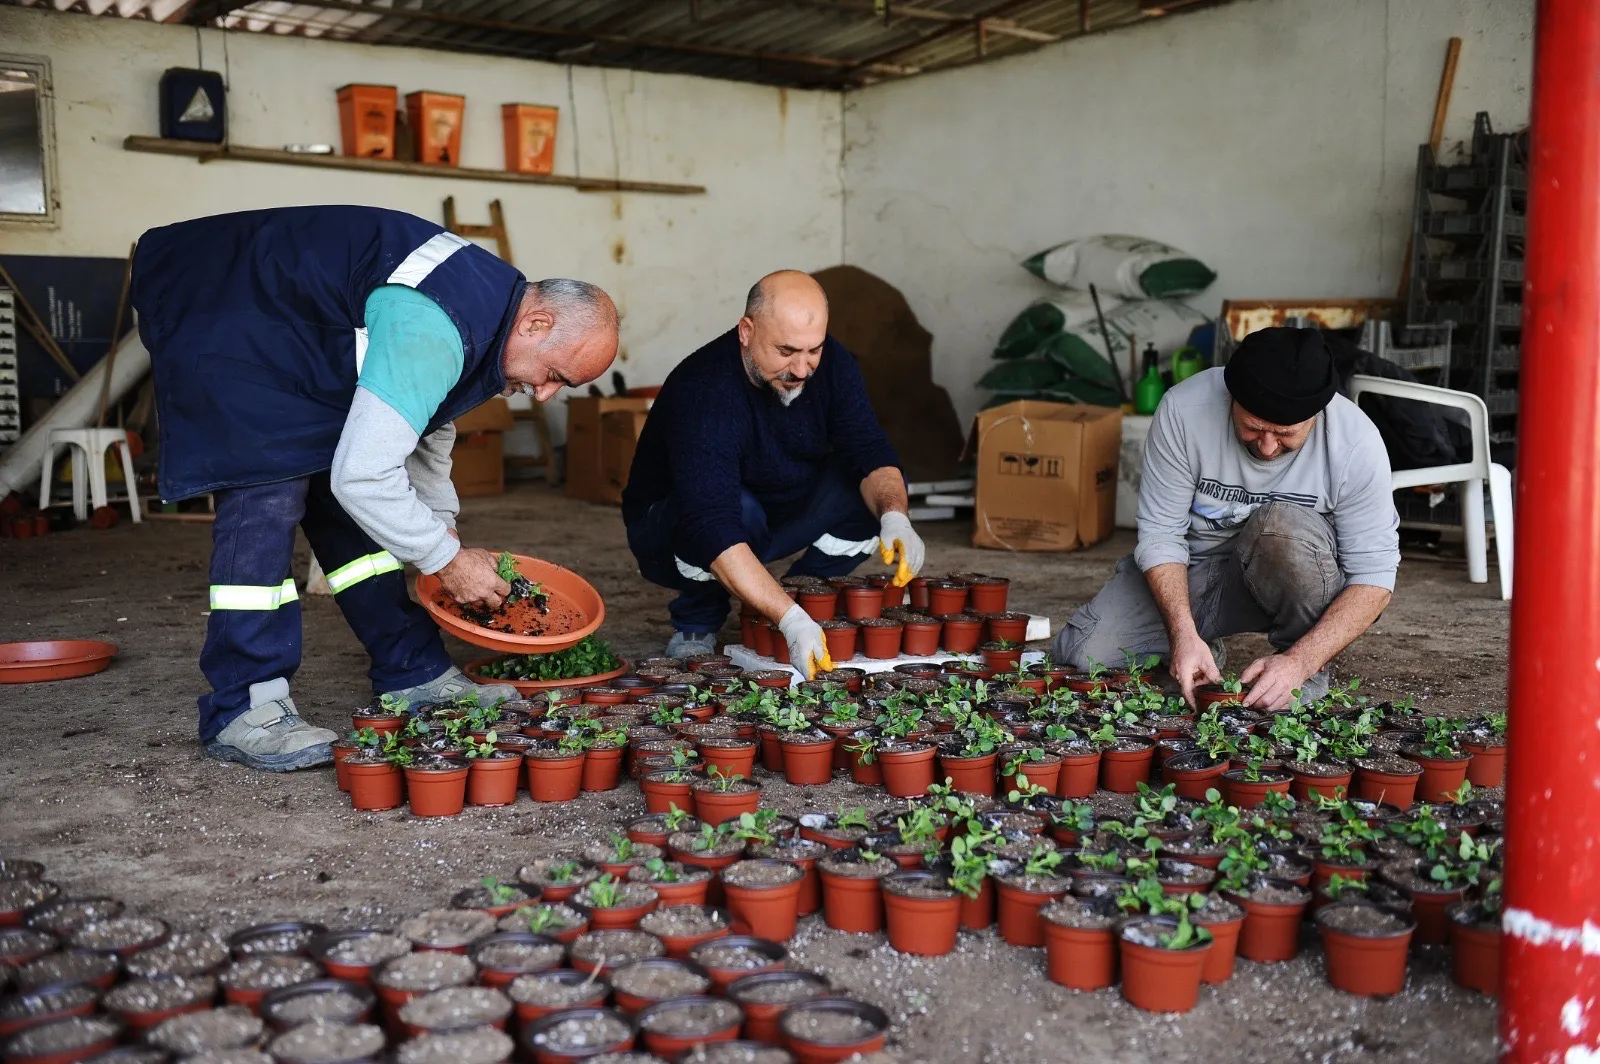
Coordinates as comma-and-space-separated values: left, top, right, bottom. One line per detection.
418, 554, 604, 654
0, 640, 118, 683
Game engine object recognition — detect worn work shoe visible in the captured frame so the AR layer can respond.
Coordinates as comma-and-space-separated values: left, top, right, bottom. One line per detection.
665, 630, 717, 659
381, 666, 516, 710
205, 697, 338, 772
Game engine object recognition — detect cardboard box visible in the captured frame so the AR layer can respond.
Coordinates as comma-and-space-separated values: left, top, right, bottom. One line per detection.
599, 409, 650, 505
967, 400, 1122, 551
566, 396, 652, 503
450, 397, 515, 498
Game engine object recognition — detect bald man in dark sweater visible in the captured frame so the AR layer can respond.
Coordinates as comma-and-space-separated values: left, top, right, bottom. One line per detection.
622, 271, 926, 676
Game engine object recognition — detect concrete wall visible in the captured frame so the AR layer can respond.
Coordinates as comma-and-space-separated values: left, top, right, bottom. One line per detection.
0, 6, 845, 440
841, 0, 1535, 425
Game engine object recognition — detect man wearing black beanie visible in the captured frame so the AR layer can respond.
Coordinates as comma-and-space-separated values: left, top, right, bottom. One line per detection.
1053, 327, 1400, 710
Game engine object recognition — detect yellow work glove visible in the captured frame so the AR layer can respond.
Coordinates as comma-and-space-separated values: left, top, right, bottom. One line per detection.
778, 604, 833, 680
877, 512, 925, 588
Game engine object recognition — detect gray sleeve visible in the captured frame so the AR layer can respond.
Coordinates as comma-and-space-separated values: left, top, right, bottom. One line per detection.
331, 387, 461, 576
1331, 430, 1401, 591
1133, 398, 1195, 571
406, 422, 459, 531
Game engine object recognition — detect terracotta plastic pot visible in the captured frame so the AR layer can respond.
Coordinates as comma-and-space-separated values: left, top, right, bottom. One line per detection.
995, 879, 1068, 947
1289, 768, 1353, 803
527, 753, 586, 803
797, 590, 838, 622
1316, 905, 1415, 996
1099, 742, 1156, 793
818, 868, 887, 933
510, 971, 609, 1026
697, 740, 758, 780
841, 586, 884, 622
1449, 911, 1502, 996
1166, 758, 1228, 801
1043, 920, 1116, 991
332, 741, 358, 792
1352, 764, 1421, 807
1405, 885, 1465, 946
1411, 753, 1471, 803
346, 762, 403, 811
690, 936, 786, 994
351, 712, 405, 737
721, 865, 804, 941
581, 746, 624, 792
878, 745, 937, 798
758, 728, 786, 774
982, 646, 1023, 673
781, 737, 837, 786
1221, 773, 1293, 810
1057, 750, 1103, 799
967, 579, 1010, 613
1226, 888, 1310, 962
526, 1007, 636, 1064
636, 995, 742, 1058
900, 620, 943, 657
645, 877, 713, 913
1462, 742, 1506, 788
938, 752, 997, 796
404, 764, 469, 817
926, 582, 969, 616
985, 614, 1028, 645
609, 958, 713, 1015
1000, 755, 1062, 796
770, 631, 791, 666
940, 617, 983, 654
846, 744, 882, 787
641, 773, 696, 816
959, 879, 995, 930
781, 998, 888, 1064
1118, 921, 1211, 1014
752, 623, 774, 657
1198, 916, 1243, 984
728, 971, 829, 1046
859, 623, 903, 660
881, 874, 960, 956
907, 577, 930, 611
691, 787, 760, 827
821, 624, 858, 663
468, 756, 522, 806
579, 896, 659, 933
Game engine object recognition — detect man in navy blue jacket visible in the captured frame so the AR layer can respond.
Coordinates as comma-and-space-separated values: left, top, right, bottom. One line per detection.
622, 271, 926, 677
133, 206, 617, 772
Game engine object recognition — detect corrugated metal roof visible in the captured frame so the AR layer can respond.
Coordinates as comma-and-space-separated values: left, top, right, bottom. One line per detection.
10, 0, 1226, 87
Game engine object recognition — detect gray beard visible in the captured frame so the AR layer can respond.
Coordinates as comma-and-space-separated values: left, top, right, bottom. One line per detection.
742, 344, 803, 406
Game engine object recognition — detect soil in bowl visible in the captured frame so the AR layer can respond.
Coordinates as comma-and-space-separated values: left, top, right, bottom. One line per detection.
679, 1044, 794, 1064
472, 935, 565, 976
220, 953, 320, 993
638, 906, 728, 941
638, 995, 742, 1037
612, 958, 713, 1003
16, 947, 119, 990
778, 1000, 885, 1049
261, 981, 371, 1028
24, 896, 121, 935
570, 929, 665, 972
398, 986, 512, 1031
395, 1026, 516, 1064
71, 916, 167, 954
267, 1020, 386, 1063
127, 931, 231, 978
401, 909, 496, 951
229, 921, 324, 957
0, 981, 98, 1029
376, 951, 476, 993
149, 1005, 265, 1054
104, 973, 217, 1016
688, 938, 785, 976
0, 1014, 121, 1060
527, 1008, 634, 1055
518, 860, 602, 896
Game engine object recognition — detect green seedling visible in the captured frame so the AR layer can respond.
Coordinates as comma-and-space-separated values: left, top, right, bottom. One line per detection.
1324, 874, 1369, 902
641, 858, 680, 883
481, 876, 521, 905
1023, 843, 1063, 878
608, 834, 635, 862
378, 693, 410, 716
583, 875, 621, 908
546, 861, 582, 884
836, 806, 874, 832
702, 765, 746, 793
947, 833, 990, 901
464, 731, 501, 759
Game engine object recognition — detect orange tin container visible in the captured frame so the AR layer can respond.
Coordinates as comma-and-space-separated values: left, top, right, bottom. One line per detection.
405, 90, 466, 166
337, 84, 397, 159
501, 103, 559, 175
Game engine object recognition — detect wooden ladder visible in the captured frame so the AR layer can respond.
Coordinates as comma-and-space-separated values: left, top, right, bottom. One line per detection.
442, 196, 557, 485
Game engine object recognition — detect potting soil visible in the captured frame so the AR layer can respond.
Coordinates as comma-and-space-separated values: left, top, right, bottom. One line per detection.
221, 954, 319, 990
575, 880, 659, 909
611, 959, 712, 999
570, 928, 663, 965
722, 861, 804, 889
781, 1007, 880, 1043
395, 1025, 516, 1064
1040, 897, 1118, 931
692, 942, 778, 970
232, 925, 319, 955
584, 839, 662, 866
71, 915, 166, 951
376, 951, 475, 992
103, 973, 216, 1011
185, 1051, 273, 1064
1, 1014, 120, 1055
498, 903, 585, 933
730, 972, 828, 1005
16, 946, 119, 989
473, 937, 565, 972
639, 996, 741, 1035
400, 908, 495, 948
1318, 904, 1410, 935
25, 895, 120, 933
638, 905, 726, 938
517, 858, 601, 889
683, 1043, 794, 1064
0, 981, 96, 1020
149, 1005, 265, 1052
319, 931, 411, 968
125, 930, 230, 977
507, 971, 609, 1007
267, 1020, 387, 1062
398, 985, 512, 1029
268, 985, 371, 1026
532, 1009, 632, 1050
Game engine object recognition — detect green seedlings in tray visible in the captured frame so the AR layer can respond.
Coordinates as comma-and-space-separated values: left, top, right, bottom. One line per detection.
1324, 874, 1369, 902
478, 636, 621, 682
481, 877, 522, 906
494, 552, 548, 611
946, 833, 990, 901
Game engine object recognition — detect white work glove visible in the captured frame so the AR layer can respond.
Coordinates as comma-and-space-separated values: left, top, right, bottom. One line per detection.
878, 511, 925, 588
778, 603, 833, 680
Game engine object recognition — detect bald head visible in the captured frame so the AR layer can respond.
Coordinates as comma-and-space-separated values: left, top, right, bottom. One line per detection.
738, 271, 828, 406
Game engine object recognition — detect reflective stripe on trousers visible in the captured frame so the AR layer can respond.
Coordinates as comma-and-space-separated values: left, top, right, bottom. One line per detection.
324, 551, 402, 593
210, 578, 299, 610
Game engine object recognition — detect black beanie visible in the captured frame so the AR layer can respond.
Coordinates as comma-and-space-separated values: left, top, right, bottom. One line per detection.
1223, 327, 1337, 426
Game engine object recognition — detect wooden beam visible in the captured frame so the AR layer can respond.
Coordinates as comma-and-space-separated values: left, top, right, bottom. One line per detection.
1079, 0, 1091, 33
184, 0, 917, 77
122, 136, 707, 195
846, 0, 1041, 71
791, 0, 1056, 40
1429, 36, 1464, 153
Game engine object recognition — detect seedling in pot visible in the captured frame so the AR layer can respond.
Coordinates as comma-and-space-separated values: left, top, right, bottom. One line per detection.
701, 766, 748, 793
607, 835, 636, 863
464, 731, 501, 759
582, 875, 622, 909
1256, 789, 1297, 821
1393, 806, 1451, 862
481, 877, 523, 907
1324, 874, 1369, 902
1023, 843, 1063, 879
1086, 722, 1118, 746
663, 804, 695, 832
1006, 779, 1050, 805
1054, 801, 1097, 836
1042, 722, 1080, 743
727, 810, 780, 847
946, 834, 990, 900
820, 699, 862, 727
495, 552, 548, 612
1078, 849, 1124, 873
1317, 815, 1381, 866
650, 704, 687, 727
687, 822, 725, 853
522, 906, 568, 934
351, 726, 384, 749
547, 861, 584, 885
1446, 781, 1474, 807
1221, 673, 1244, 696
1002, 747, 1049, 776
1216, 841, 1269, 894
1421, 716, 1465, 759
895, 806, 946, 848
1133, 782, 1180, 824
639, 858, 681, 883
383, 733, 415, 768
1480, 875, 1504, 917
846, 734, 880, 766
1120, 649, 1160, 687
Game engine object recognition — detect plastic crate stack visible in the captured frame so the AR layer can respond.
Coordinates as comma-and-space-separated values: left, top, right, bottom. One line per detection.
0, 288, 19, 445
1405, 111, 1526, 445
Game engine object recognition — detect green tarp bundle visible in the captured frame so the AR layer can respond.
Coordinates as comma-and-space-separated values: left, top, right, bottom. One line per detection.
1022, 234, 1216, 300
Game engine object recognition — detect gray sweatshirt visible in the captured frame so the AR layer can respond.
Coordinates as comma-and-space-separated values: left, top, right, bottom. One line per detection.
329, 387, 461, 575
1134, 368, 1400, 591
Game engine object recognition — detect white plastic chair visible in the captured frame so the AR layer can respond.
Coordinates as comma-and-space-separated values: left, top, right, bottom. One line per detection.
37, 427, 143, 524
1347, 374, 1511, 600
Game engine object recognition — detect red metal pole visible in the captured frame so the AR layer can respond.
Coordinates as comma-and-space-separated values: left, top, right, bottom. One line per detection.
1502, 1, 1600, 1060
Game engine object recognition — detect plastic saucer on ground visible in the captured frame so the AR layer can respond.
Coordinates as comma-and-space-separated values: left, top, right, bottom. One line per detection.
0, 641, 118, 684
417, 554, 604, 655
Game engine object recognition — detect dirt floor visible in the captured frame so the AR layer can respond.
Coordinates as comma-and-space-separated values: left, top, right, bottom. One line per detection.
0, 484, 1509, 1063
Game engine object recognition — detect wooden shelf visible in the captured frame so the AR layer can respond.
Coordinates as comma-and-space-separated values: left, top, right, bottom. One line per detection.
122, 136, 705, 196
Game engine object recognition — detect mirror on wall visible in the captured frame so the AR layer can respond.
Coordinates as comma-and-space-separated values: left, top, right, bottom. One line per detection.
0, 57, 56, 221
